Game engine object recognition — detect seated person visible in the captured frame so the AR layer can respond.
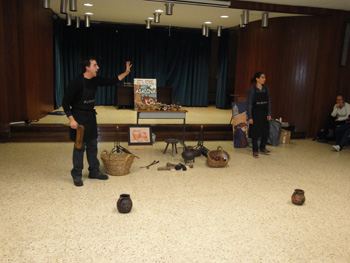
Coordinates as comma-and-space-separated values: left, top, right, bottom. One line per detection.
332, 115, 350, 151
317, 95, 350, 142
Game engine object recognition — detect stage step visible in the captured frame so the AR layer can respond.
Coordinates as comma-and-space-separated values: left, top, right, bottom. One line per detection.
2, 123, 305, 142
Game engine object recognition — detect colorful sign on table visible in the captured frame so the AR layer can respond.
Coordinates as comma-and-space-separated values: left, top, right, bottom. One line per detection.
134, 79, 157, 109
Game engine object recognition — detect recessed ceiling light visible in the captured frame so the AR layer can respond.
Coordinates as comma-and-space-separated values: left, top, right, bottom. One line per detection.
221, 15, 229, 18
148, 17, 154, 20
85, 12, 93, 15
204, 21, 212, 24
155, 9, 164, 13
84, 3, 93, 7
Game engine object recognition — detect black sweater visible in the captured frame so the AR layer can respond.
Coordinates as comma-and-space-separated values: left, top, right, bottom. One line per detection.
62, 74, 120, 117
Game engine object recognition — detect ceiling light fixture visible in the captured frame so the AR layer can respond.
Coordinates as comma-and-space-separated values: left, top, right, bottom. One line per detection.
85, 12, 94, 15
76, 16, 80, 28
70, 0, 77, 11
60, 0, 67, 14
220, 15, 228, 18
42, 0, 50, 9
202, 24, 207, 36
85, 15, 90, 27
84, 3, 93, 7
240, 14, 246, 28
242, 10, 249, 25
204, 21, 212, 24
66, 13, 71, 26
262, 12, 269, 28
154, 12, 161, 23
165, 2, 174, 15
155, 9, 163, 13
217, 26, 222, 37
145, 20, 152, 29
146, 0, 230, 7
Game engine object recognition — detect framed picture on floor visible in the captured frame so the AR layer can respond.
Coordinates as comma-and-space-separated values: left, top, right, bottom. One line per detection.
128, 125, 153, 145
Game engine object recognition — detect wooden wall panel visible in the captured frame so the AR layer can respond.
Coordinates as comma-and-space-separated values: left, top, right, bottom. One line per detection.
235, 14, 350, 137
22, 0, 54, 120
0, 0, 25, 123
0, 0, 53, 124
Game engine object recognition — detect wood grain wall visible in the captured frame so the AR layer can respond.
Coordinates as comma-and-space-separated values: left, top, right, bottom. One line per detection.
235, 14, 350, 137
0, 0, 54, 124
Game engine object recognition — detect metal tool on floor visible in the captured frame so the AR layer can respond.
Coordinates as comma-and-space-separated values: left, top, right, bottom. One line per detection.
157, 162, 194, 171
140, 160, 159, 169
166, 162, 194, 169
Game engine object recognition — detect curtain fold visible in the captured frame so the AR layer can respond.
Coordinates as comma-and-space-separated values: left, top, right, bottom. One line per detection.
216, 29, 229, 109
53, 19, 215, 108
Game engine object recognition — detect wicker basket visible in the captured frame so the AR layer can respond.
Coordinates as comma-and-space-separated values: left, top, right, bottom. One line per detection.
100, 150, 135, 176
206, 146, 230, 168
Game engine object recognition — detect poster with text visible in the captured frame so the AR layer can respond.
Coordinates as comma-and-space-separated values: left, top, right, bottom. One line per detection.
134, 79, 157, 110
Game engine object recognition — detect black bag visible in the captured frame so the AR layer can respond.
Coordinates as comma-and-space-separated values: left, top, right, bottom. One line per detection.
267, 120, 282, 146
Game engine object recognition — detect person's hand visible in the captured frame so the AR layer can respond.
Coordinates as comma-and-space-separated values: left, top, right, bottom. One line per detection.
248, 119, 253, 124
125, 61, 132, 73
69, 119, 79, 129
267, 116, 271, 121
335, 103, 340, 108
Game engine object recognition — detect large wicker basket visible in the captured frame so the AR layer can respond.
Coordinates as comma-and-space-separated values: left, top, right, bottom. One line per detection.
100, 150, 135, 176
206, 146, 230, 168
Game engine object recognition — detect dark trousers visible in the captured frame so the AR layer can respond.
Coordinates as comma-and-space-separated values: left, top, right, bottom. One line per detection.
71, 138, 100, 179
321, 116, 345, 139
335, 123, 350, 148
252, 137, 268, 153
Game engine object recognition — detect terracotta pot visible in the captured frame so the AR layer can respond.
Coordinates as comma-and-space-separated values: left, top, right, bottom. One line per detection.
291, 189, 305, 206
117, 194, 133, 213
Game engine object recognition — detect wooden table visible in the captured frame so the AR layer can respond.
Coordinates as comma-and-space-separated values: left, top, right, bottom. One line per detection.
136, 109, 188, 144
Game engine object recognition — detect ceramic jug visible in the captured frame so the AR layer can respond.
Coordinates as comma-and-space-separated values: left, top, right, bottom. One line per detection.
291, 189, 305, 206
117, 194, 133, 213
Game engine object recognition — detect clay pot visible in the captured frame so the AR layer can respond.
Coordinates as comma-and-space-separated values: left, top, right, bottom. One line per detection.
291, 189, 305, 206
117, 194, 133, 213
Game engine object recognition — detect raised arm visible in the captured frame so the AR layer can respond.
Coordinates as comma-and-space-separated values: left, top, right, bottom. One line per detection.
118, 61, 132, 81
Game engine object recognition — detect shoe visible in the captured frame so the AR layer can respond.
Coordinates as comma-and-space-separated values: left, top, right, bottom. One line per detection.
260, 149, 270, 155
332, 145, 341, 152
253, 152, 259, 158
88, 172, 109, 180
73, 178, 83, 187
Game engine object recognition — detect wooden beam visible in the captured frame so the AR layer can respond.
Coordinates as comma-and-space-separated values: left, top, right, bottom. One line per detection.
229, 0, 348, 15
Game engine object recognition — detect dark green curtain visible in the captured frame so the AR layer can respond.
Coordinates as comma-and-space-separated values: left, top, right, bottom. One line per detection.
215, 29, 229, 109
53, 18, 212, 108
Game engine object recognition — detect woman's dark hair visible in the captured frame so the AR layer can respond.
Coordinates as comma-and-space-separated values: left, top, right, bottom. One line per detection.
80, 56, 96, 73
250, 71, 264, 84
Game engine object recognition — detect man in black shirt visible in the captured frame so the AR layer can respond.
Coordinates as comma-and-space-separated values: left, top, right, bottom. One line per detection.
62, 57, 132, 186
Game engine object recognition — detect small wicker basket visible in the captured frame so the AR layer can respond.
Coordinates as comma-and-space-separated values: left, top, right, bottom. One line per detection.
100, 150, 135, 176
206, 146, 230, 168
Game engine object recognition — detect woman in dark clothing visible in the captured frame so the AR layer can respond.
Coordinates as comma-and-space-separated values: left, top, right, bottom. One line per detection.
247, 72, 272, 158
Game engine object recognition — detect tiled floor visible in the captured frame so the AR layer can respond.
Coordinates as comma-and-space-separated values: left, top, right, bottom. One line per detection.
0, 139, 349, 262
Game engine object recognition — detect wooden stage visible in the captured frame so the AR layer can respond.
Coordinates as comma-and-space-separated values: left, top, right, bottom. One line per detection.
1, 106, 305, 142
